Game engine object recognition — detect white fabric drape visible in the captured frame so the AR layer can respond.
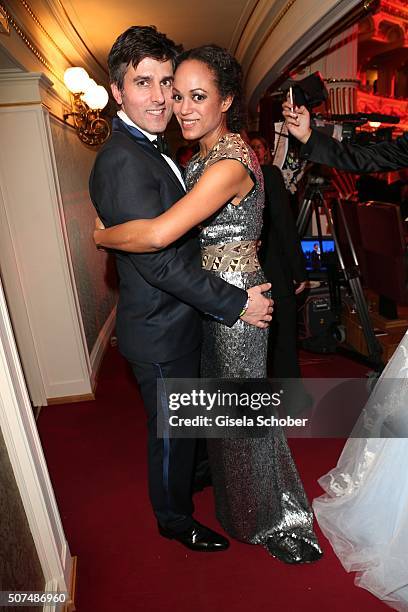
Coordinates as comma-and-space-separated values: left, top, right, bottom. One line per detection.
313, 332, 408, 611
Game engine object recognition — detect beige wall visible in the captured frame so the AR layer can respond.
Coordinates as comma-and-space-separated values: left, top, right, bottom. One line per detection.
0, 5, 118, 402
50, 119, 117, 353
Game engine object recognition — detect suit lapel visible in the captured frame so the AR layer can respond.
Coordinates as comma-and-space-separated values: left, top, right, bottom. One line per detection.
113, 118, 185, 195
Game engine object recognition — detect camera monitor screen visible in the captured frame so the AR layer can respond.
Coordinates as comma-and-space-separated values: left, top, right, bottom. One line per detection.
301, 237, 335, 271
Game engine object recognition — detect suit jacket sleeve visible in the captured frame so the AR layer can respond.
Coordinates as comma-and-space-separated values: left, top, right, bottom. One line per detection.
90, 145, 246, 326
301, 128, 408, 173
263, 165, 306, 283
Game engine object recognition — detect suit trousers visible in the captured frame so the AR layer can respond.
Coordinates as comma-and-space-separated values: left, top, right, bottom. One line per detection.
130, 346, 200, 532
268, 295, 301, 379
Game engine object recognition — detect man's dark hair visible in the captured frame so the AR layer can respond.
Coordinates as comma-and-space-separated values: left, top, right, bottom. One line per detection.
108, 25, 182, 90
176, 45, 245, 132
249, 134, 269, 149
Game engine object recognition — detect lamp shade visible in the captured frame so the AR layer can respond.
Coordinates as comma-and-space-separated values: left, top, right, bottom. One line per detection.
81, 85, 109, 110
64, 67, 90, 94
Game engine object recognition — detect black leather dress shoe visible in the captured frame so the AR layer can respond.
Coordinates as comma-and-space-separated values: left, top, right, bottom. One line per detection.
158, 520, 229, 552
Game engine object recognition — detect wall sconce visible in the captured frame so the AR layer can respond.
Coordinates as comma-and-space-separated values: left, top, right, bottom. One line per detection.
63, 67, 110, 146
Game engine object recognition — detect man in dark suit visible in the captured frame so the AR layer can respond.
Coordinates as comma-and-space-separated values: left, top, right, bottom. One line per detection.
282, 101, 408, 172
89, 26, 272, 553
259, 163, 307, 379
310, 243, 321, 271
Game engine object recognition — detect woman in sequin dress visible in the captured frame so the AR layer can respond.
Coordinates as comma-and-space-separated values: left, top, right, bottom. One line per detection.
94, 45, 322, 563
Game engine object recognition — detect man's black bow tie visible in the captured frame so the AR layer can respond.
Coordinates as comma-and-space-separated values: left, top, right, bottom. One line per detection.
153, 134, 168, 155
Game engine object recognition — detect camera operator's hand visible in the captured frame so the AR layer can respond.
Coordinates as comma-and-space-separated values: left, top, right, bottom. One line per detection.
282, 99, 312, 144
294, 280, 307, 295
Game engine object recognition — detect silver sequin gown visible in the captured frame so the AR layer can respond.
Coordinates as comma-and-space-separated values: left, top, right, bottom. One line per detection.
185, 133, 322, 562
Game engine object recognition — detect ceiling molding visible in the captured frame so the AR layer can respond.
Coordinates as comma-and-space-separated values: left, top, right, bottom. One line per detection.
0, 4, 10, 34
0, 2, 64, 85
229, 0, 261, 53
241, 0, 364, 113
19, 0, 71, 64
45, 0, 109, 78
235, 0, 296, 69
1, 0, 108, 87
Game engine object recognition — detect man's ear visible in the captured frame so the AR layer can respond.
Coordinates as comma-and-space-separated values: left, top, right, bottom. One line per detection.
111, 83, 123, 106
221, 95, 234, 113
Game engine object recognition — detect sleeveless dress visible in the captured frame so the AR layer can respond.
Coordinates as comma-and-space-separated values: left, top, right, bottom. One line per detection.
313, 331, 408, 609
185, 133, 322, 562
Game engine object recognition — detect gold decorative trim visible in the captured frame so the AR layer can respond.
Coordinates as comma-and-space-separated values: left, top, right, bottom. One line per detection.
0, 4, 10, 34
245, 0, 297, 78
231, 0, 261, 55
0, 2, 64, 85
261, 0, 297, 49
19, 0, 71, 64
325, 78, 361, 84
202, 240, 260, 273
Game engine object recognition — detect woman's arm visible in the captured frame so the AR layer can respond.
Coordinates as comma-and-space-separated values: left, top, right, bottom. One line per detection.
94, 159, 253, 252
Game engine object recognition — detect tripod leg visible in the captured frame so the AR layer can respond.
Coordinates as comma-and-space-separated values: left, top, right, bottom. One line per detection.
348, 278, 383, 370
296, 196, 314, 237
317, 194, 384, 370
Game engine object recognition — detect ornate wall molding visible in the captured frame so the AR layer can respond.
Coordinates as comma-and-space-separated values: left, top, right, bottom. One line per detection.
246, 0, 297, 69
0, 0, 108, 102
0, 4, 10, 34
236, 0, 293, 70
19, 0, 72, 65
358, 90, 408, 132
0, 68, 71, 123
239, 0, 365, 113
325, 77, 360, 83
0, 2, 64, 85
381, 1, 408, 21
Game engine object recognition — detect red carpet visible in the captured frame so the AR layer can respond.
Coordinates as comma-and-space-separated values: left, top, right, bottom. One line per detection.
37, 347, 387, 611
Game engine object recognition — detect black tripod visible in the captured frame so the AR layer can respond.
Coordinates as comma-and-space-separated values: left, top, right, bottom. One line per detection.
297, 177, 384, 371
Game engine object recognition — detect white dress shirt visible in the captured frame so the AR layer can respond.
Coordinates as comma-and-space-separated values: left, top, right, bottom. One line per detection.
117, 110, 186, 191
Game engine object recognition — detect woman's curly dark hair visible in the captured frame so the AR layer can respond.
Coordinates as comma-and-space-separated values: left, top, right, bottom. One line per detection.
176, 45, 245, 132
